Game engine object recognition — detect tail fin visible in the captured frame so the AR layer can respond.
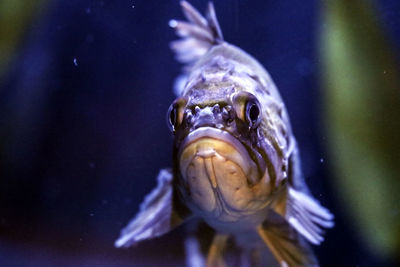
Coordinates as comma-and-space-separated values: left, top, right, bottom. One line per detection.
169, 1, 224, 67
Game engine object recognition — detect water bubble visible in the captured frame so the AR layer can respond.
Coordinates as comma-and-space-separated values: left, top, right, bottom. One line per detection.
320, 158, 324, 163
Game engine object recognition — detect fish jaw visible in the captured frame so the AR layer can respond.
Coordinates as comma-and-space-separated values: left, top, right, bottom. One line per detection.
178, 127, 268, 223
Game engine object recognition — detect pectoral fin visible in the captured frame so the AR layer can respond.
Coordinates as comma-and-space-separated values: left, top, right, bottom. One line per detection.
257, 211, 318, 267
115, 169, 190, 247
286, 187, 334, 245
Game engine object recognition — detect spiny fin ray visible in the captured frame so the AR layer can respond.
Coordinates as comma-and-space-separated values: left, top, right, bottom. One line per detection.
170, 1, 224, 66
286, 187, 334, 245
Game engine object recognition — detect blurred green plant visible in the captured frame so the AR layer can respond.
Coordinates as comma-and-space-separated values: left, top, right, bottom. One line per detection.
320, 0, 400, 261
0, 0, 46, 81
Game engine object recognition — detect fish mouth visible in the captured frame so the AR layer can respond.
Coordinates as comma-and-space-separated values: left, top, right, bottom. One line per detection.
178, 127, 260, 182
178, 127, 260, 219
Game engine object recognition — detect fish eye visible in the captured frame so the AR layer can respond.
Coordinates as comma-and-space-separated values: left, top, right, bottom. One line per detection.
246, 100, 261, 127
167, 97, 187, 132
231, 91, 262, 129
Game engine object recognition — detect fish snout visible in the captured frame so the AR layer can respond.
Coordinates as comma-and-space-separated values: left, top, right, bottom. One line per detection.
186, 105, 234, 130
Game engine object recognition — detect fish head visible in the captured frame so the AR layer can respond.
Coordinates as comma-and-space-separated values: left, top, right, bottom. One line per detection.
167, 86, 278, 223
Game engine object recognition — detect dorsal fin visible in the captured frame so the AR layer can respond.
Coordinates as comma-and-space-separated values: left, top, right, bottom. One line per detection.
169, 1, 224, 67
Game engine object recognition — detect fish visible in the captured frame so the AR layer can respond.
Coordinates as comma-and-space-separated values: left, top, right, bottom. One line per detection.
115, 1, 334, 266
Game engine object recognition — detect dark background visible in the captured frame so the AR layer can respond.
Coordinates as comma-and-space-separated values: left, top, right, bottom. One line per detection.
1, 0, 399, 266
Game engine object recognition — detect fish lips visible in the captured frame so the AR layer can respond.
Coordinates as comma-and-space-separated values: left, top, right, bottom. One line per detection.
178, 127, 259, 183
177, 127, 261, 217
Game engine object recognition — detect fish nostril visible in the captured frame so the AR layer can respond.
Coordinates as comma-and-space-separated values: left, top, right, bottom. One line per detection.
212, 104, 220, 114
185, 110, 194, 125
192, 106, 216, 128
222, 105, 234, 123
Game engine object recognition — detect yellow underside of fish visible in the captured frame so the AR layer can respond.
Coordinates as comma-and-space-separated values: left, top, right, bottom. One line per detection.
179, 137, 260, 222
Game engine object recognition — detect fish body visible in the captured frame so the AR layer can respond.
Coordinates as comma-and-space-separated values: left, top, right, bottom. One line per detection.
116, 2, 333, 266
174, 43, 288, 232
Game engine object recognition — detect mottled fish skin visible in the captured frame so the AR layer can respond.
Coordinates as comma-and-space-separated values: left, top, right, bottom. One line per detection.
115, 2, 333, 267
181, 42, 295, 189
